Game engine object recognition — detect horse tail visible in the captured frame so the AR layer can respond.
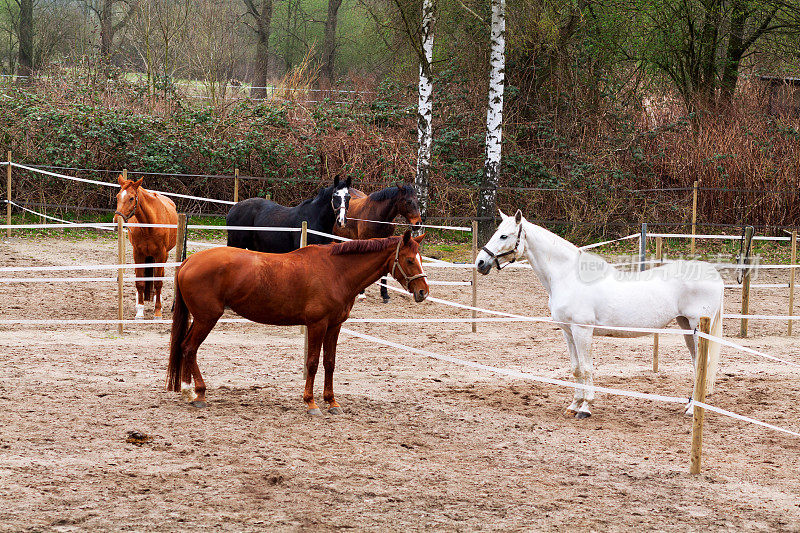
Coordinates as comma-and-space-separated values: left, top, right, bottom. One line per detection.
705, 290, 724, 395
143, 257, 154, 301
167, 275, 189, 392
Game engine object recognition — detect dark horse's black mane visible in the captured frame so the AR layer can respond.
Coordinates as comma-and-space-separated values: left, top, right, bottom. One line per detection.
329, 236, 399, 255
369, 184, 415, 202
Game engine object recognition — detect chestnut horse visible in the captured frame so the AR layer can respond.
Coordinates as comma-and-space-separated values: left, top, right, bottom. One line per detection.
114, 175, 178, 319
334, 184, 422, 302
167, 230, 429, 414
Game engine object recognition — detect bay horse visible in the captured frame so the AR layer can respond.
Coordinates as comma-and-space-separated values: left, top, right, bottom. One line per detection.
334, 184, 422, 302
476, 210, 723, 419
114, 174, 177, 319
167, 230, 429, 414
226, 177, 351, 253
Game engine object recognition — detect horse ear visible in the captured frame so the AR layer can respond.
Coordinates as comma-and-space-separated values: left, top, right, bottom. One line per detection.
498, 208, 508, 219
334, 176, 340, 187
413, 232, 426, 243
514, 209, 522, 224
402, 229, 411, 244
117, 174, 126, 186
345, 177, 352, 187
133, 178, 144, 188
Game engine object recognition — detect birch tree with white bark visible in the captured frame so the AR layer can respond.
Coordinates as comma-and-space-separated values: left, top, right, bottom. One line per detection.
415, 0, 434, 222
477, 0, 505, 243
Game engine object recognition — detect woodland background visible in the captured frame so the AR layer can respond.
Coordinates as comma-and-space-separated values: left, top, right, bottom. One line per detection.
1, 0, 799, 237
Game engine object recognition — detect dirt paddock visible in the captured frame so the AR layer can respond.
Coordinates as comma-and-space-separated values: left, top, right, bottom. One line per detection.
1, 235, 800, 531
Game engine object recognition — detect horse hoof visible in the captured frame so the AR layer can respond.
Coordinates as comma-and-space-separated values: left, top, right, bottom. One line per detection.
357, 294, 366, 300
328, 406, 343, 415
307, 408, 323, 416
575, 411, 591, 419
382, 298, 390, 304
190, 401, 207, 408
134, 315, 145, 321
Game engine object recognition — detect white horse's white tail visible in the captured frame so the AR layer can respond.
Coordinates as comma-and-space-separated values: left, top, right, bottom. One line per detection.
705, 293, 724, 395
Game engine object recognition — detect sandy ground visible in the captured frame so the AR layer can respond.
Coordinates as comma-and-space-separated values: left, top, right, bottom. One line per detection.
1, 235, 800, 532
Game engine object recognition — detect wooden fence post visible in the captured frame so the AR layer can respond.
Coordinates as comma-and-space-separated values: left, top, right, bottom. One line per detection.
653, 236, 663, 372
301, 221, 309, 378
6, 151, 11, 238
639, 223, 647, 272
690, 316, 711, 474
234, 168, 239, 203
472, 220, 478, 333
690, 180, 699, 257
117, 218, 125, 335
175, 213, 187, 263
740, 226, 754, 338
790, 230, 797, 336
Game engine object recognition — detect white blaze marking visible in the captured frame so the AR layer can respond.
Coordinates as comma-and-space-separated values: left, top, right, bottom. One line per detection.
334, 189, 348, 225
416, 253, 426, 277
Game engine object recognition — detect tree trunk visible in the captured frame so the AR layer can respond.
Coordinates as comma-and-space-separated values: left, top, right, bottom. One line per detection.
415, 0, 435, 223
100, 1, 113, 58
477, 0, 506, 244
18, 0, 34, 78
321, 0, 343, 83
245, 0, 273, 98
720, 1, 747, 106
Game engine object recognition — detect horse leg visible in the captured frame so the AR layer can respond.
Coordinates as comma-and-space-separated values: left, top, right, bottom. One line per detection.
677, 315, 699, 415
303, 322, 327, 416
322, 324, 343, 414
571, 325, 595, 419
561, 328, 583, 415
380, 276, 390, 303
153, 265, 165, 318
131, 249, 146, 319
180, 317, 219, 407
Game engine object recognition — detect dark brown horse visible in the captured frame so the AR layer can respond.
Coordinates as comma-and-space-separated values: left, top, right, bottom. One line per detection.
114, 175, 178, 319
334, 184, 422, 302
167, 230, 428, 414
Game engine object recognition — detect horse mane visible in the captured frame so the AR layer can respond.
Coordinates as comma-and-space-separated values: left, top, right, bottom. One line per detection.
369, 184, 415, 202
329, 236, 399, 255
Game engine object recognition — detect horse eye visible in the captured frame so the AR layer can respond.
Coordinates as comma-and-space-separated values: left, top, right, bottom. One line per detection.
406, 258, 413, 264
500, 235, 508, 239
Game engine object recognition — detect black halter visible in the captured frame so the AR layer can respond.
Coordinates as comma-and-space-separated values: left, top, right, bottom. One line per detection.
481, 225, 524, 270
114, 192, 138, 222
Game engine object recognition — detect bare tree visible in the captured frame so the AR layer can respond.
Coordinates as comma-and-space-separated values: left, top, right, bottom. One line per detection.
0, 0, 20, 74
477, 0, 505, 243
17, 0, 32, 77
186, 0, 249, 102
415, 0, 434, 222
84, 0, 136, 62
320, 0, 343, 83
243, 0, 273, 98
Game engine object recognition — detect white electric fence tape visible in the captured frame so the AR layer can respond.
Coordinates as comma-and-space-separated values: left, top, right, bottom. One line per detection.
338, 327, 800, 439
648, 232, 791, 242
347, 217, 472, 232
579, 233, 640, 250
11, 163, 236, 205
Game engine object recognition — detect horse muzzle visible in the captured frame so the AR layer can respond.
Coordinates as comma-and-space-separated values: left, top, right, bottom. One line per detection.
414, 287, 428, 302
475, 254, 493, 275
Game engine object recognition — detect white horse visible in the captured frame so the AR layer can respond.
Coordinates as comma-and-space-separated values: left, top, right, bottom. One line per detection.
475, 210, 724, 418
